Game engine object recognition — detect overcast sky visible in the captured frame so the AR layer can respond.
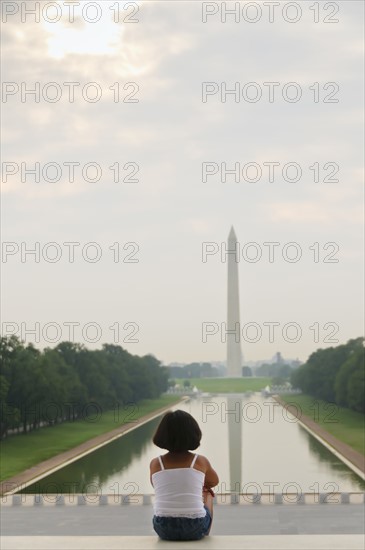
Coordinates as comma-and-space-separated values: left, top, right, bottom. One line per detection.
1, 0, 364, 365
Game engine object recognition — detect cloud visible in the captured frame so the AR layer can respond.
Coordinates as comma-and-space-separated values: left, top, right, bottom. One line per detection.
2, 0, 363, 362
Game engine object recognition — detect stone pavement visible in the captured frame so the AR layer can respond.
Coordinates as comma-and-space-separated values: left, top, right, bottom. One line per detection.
2, 502, 364, 536
1, 534, 365, 550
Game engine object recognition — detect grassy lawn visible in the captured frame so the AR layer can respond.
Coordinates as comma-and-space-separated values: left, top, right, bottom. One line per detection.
0, 395, 182, 482
280, 394, 365, 456
179, 377, 271, 393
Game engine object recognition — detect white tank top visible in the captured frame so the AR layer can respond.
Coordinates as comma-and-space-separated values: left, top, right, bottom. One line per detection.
152, 453, 206, 518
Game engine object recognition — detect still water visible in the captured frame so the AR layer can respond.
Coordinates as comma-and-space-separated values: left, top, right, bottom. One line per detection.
23, 395, 364, 494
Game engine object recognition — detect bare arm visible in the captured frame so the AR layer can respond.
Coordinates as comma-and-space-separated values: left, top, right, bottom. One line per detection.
203, 457, 219, 489
149, 458, 156, 487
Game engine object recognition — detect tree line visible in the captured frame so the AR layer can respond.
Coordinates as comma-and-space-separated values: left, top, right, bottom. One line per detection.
0, 336, 169, 439
254, 363, 294, 380
168, 362, 219, 379
291, 337, 364, 413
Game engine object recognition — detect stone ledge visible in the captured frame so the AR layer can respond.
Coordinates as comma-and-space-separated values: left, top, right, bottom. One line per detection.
1, 535, 364, 550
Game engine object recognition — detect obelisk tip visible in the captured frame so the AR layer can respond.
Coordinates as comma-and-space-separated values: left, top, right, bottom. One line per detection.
228, 226, 237, 240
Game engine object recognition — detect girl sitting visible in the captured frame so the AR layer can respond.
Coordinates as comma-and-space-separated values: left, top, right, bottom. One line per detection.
150, 409, 219, 541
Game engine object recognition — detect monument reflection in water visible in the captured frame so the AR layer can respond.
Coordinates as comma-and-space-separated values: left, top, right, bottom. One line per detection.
227, 395, 242, 495
22, 395, 364, 495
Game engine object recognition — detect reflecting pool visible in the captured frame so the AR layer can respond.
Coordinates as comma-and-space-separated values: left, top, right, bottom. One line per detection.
22, 395, 365, 494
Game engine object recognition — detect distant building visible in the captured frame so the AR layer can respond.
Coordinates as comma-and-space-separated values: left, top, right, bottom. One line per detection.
242, 366, 252, 377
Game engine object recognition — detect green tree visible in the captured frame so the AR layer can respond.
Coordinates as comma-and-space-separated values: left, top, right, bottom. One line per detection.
292, 337, 364, 413
335, 347, 364, 412
0, 336, 24, 437
6, 343, 46, 433
0, 336, 170, 438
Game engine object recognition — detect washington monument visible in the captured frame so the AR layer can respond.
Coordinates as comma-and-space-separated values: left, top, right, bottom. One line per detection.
227, 226, 242, 377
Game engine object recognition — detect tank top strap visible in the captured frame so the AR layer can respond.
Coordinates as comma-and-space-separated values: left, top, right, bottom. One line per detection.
158, 455, 165, 470
190, 453, 198, 468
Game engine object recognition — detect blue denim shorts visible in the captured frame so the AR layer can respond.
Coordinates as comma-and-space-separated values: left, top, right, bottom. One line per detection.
153, 506, 212, 541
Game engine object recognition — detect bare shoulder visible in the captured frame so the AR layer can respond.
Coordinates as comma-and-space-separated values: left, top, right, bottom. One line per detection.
195, 454, 214, 470
196, 454, 212, 464
150, 457, 160, 473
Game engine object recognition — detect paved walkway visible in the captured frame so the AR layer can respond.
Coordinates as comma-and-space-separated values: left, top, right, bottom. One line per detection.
1, 535, 364, 550
2, 502, 364, 536
274, 397, 365, 475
